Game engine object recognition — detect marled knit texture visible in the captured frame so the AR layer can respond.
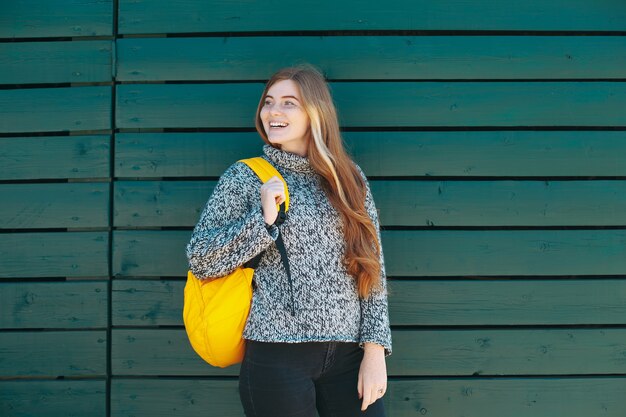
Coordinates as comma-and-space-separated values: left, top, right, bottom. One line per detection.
186, 144, 392, 355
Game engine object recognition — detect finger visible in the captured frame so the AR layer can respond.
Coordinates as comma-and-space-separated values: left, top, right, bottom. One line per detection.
371, 386, 380, 403
266, 183, 285, 197
262, 182, 283, 192
357, 372, 363, 399
361, 389, 371, 411
262, 184, 285, 199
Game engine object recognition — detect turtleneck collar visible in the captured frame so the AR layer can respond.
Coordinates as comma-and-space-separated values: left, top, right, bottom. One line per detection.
263, 144, 315, 173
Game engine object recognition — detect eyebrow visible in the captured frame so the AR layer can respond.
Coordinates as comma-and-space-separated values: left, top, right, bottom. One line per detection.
265, 95, 300, 101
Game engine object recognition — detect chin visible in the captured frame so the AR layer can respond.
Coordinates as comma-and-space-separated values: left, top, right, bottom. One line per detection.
267, 135, 289, 146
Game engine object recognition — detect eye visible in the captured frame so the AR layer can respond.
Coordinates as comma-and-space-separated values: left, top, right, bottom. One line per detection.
263, 99, 273, 106
284, 101, 296, 106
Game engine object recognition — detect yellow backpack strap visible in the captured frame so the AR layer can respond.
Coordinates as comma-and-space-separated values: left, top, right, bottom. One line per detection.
239, 157, 290, 212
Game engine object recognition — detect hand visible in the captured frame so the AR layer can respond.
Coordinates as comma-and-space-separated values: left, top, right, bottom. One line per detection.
260, 176, 286, 225
357, 343, 387, 411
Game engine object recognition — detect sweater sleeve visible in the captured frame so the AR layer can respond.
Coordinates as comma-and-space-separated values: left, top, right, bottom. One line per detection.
185, 162, 279, 280
356, 165, 393, 357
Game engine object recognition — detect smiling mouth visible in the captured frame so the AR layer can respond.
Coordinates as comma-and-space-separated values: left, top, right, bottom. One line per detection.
269, 122, 289, 129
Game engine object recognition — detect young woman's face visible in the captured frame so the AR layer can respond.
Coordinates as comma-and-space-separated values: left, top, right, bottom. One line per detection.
260, 79, 310, 156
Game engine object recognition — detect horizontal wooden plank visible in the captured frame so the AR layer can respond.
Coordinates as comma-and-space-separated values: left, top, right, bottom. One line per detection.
117, 36, 626, 81
0, 281, 107, 329
0, 380, 105, 417
0, 183, 109, 229
0, 232, 108, 278
114, 131, 626, 178
385, 378, 626, 417
0, 331, 106, 377
112, 230, 626, 277
389, 328, 626, 376
115, 132, 263, 177
112, 279, 181, 326
111, 328, 626, 377
116, 82, 626, 129
384, 229, 626, 277
118, 0, 626, 34
114, 179, 626, 227
0, 135, 110, 180
111, 379, 242, 417
113, 230, 189, 277
111, 377, 626, 417
0, 0, 113, 38
114, 181, 213, 227
112, 279, 626, 327
0, 86, 111, 133
372, 180, 626, 227
346, 130, 626, 177
112, 328, 236, 376
116, 83, 260, 129
389, 279, 626, 326
0, 41, 112, 85
333, 82, 626, 127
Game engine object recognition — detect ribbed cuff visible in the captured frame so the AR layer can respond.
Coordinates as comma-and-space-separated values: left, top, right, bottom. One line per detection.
359, 339, 392, 357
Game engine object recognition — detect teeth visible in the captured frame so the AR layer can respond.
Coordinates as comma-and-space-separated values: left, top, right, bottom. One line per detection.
270, 122, 288, 127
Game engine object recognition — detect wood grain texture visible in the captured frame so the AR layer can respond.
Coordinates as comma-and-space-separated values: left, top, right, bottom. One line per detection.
113, 179, 626, 227
384, 378, 626, 417
1, 281, 107, 329
388, 279, 626, 326
117, 0, 626, 34
0, 41, 113, 85
116, 36, 626, 81
0, 183, 109, 229
0, 331, 106, 377
0, 232, 108, 278
112, 279, 180, 326
112, 279, 626, 327
111, 377, 626, 417
0, 380, 106, 417
114, 181, 215, 227
0, 0, 113, 38
371, 180, 626, 227
116, 83, 261, 130
344, 131, 626, 177
114, 131, 626, 178
111, 328, 236, 377
111, 230, 626, 277
112, 230, 190, 277
116, 82, 626, 129
389, 329, 626, 376
0, 135, 110, 180
111, 379, 242, 417
110, 328, 626, 377
0, 86, 112, 133
383, 229, 626, 277
115, 132, 266, 178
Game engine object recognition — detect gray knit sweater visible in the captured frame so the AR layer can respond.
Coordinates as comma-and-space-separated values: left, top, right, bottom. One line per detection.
185, 145, 392, 356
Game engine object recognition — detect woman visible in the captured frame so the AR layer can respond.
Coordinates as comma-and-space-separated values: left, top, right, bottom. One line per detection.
186, 64, 392, 417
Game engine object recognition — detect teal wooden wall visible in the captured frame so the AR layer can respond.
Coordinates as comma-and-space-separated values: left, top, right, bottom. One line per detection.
1, 1, 626, 416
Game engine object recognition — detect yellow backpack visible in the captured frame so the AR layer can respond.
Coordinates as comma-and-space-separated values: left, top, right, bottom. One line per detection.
183, 157, 290, 368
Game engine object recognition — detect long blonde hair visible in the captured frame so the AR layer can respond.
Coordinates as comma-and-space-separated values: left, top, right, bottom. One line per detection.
254, 64, 381, 298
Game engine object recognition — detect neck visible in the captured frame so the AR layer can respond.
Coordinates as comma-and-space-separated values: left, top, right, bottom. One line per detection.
279, 140, 308, 157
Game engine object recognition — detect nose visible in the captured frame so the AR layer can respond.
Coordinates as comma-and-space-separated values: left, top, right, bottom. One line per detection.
269, 103, 283, 115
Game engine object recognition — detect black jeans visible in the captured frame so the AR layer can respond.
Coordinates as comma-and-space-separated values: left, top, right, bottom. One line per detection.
239, 340, 387, 417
